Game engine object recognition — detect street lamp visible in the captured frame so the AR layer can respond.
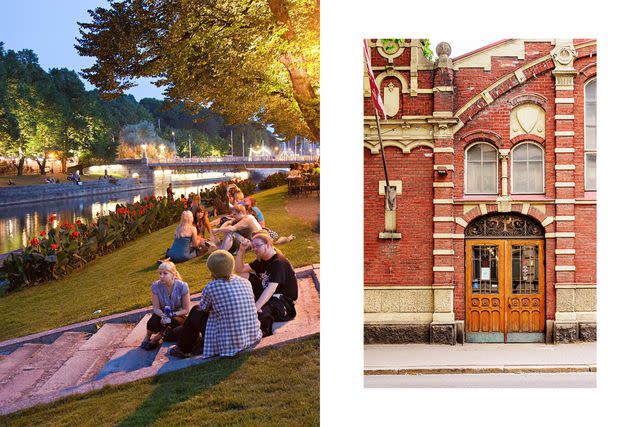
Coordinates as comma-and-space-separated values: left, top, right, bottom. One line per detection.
159, 144, 166, 159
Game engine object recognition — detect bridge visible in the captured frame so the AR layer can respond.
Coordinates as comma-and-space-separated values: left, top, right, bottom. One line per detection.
143, 155, 318, 170
87, 155, 319, 179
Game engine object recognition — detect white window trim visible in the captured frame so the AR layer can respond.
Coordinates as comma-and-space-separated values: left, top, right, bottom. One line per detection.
584, 78, 597, 192
510, 142, 545, 195
464, 142, 499, 195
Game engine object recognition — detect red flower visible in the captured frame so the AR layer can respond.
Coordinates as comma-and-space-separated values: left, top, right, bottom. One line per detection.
39, 230, 47, 237
149, 202, 155, 208
69, 224, 75, 232
139, 209, 144, 215
131, 211, 136, 218
183, 204, 188, 209
70, 231, 80, 239
144, 196, 148, 201
51, 243, 59, 250
30, 238, 40, 246
48, 214, 56, 222
75, 219, 82, 225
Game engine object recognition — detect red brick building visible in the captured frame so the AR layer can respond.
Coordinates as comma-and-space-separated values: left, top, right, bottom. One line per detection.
363, 39, 596, 344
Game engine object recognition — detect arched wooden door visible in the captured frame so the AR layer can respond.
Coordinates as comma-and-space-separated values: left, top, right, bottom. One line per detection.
465, 214, 545, 343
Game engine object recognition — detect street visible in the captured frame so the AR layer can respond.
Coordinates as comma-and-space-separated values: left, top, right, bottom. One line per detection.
364, 372, 596, 388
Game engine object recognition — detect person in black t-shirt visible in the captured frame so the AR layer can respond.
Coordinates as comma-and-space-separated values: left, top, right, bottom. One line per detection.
235, 231, 297, 335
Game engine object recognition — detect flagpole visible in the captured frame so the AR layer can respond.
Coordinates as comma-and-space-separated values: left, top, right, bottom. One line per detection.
374, 109, 390, 192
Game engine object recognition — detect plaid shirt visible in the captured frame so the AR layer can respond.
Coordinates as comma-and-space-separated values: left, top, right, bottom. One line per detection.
199, 275, 262, 358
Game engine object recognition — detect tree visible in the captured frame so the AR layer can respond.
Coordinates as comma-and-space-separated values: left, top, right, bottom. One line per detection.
76, 0, 320, 142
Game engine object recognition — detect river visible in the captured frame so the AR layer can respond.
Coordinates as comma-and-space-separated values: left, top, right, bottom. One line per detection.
0, 169, 284, 254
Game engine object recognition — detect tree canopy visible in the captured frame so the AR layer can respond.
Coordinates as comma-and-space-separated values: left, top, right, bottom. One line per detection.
76, 0, 320, 142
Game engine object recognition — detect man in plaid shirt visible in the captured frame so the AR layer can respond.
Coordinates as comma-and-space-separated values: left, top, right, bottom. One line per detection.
170, 250, 262, 358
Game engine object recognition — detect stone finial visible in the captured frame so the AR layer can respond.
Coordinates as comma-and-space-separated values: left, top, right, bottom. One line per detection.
436, 42, 453, 69
436, 42, 452, 57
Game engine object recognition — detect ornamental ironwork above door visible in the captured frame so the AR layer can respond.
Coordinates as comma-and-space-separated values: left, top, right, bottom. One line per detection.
465, 213, 543, 238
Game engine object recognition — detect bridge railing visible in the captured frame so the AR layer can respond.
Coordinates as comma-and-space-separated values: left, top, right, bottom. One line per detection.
119, 155, 319, 165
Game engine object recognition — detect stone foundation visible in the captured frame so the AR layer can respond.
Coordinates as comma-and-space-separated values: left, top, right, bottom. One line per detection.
578, 322, 597, 341
554, 322, 579, 343
364, 324, 429, 344
429, 323, 456, 345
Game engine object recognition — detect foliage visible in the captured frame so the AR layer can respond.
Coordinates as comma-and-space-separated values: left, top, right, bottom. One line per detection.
236, 179, 257, 198
259, 171, 288, 190
0, 195, 185, 291
76, 0, 320, 142
378, 38, 433, 60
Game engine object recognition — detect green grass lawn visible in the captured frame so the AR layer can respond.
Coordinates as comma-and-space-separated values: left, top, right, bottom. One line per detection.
0, 186, 319, 341
1, 335, 319, 426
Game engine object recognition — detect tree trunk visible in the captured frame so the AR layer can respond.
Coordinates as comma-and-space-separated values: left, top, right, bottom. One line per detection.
36, 158, 47, 175
280, 55, 320, 142
16, 157, 25, 176
267, 0, 319, 142
61, 157, 67, 174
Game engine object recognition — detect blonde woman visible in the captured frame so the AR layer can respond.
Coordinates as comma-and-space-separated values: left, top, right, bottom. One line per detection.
164, 210, 205, 263
140, 261, 191, 350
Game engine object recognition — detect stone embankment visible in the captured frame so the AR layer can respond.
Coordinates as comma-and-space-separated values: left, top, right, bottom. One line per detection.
0, 178, 153, 209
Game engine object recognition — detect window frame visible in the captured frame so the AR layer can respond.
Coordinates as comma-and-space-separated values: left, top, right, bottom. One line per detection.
584, 78, 597, 191
510, 142, 545, 195
464, 141, 499, 195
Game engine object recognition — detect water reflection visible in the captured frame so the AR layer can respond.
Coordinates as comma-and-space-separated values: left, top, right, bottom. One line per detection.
0, 172, 267, 254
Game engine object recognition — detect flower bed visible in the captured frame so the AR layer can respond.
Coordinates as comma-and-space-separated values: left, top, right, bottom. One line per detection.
0, 195, 187, 292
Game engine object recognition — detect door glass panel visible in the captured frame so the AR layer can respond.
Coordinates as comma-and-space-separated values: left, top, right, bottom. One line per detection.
511, 245, 539, 294
471, 245, 499, 294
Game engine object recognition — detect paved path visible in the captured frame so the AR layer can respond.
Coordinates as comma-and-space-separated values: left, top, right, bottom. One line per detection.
365, 372, 597, 388
365, 342, 596, 374
0, 265, 319, 416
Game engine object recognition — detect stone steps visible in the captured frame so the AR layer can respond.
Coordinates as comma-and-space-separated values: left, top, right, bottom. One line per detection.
35, 324, 133, 395
0, 332, 88, 406
95, 314, 157, 380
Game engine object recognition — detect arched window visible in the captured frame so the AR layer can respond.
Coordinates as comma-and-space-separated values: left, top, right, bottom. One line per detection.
465, 143, 498, 194
511, 143, 544, 194
585, 78, 597, 191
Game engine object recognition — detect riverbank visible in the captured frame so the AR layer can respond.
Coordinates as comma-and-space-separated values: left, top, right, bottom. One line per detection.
0, 185, 319, 340
0, 178, 153, 208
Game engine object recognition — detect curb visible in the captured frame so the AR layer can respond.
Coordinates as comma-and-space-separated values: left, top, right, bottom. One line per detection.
0, 266, 319, 354
364, 365, 597, 375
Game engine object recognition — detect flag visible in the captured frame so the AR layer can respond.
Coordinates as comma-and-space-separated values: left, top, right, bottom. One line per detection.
363, 39, 386, 120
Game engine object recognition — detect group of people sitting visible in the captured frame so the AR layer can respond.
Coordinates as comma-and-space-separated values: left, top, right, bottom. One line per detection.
286, 161, 320, 179
162, 183, 294, 263
141, 229, 298, 359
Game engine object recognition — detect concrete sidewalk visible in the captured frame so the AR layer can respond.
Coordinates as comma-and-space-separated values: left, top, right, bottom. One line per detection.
364, 342, 596, 375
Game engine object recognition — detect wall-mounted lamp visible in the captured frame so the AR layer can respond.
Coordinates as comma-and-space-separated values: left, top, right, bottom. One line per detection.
436, 166, 448, 176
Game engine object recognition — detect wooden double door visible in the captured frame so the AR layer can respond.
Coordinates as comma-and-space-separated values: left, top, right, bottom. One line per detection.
465, 239, 545, 343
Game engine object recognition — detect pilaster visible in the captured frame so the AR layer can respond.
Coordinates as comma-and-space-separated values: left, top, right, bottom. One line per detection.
551, 39, 578, 287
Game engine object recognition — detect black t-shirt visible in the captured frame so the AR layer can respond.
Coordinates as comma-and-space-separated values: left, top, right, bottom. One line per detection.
249, 253, 298, 301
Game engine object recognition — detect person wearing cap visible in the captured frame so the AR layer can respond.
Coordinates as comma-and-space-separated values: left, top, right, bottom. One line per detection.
169, 250, 262, 359
235, 231, 298, 336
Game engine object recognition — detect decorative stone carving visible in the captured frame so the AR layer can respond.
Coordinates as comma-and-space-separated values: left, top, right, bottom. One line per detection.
510, 104, 545, 139
383, 82, 400, 117
465, 213, 544, 238
579, 323, 597, 342
430, 323, 456, 345
363, 119, 436, 154
551, 45, 577, 68
554, 322, 578, 343
364, 324, 429, 344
